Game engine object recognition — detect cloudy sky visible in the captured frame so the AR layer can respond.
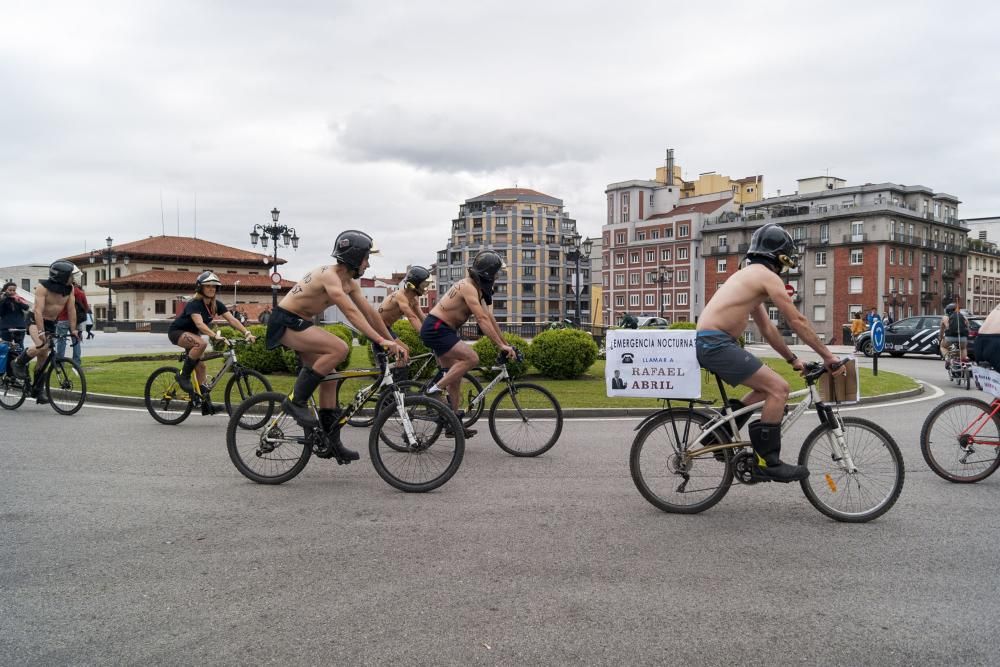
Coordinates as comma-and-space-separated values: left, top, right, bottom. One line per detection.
3, 0, 997, 279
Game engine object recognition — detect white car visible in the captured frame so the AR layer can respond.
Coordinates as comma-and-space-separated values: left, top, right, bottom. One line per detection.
636, 316, 670, 329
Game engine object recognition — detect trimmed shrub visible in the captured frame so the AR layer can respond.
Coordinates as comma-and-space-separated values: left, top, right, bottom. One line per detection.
527, 328, 599, 379
228, 324, 285, 373
364, 320, 436, 380
473, 332, 529, 380
668, 321, 696, 330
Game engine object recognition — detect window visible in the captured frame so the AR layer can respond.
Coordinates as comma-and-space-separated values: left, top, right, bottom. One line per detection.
630, 252, 640, 264
615, 295, 625, 307
661, 249, 671, 261
629, 272, 640, 285
663, 293, 671, 305
677, 292, 688, 305
495, 216, 507, 228
645, 271, 655, 285
677, 269, 689, 283
677, 247, 688, 260
616, 254, 625, 265
679, 224, 689, 237
889, 277, 895, 291
908, 278, 913, 294
637, 231, 646, 241
621, 192, 630, 222
813, 305, 826, 321
522, 266, 535, 277
664, 227, 674, 238
603, 275, 610, 287
849, 277, 863, 293
814, 278, 827, 295
115, 268, 121, 278
651, 230, 659, 239
629, 294, 639, 307
717, 259, 727, 272
522, 250, 536, 261
154, 300, 166, 315
521, 217, 534, 229
768, 306, 779, 322
616, 232, 625, 244
889, 248, 895, 265
850, 248, 863, 265
615, 274, 625, 286
849, 304, 863, 320
718, 234, 728, 248
645, 294, 655, 306
815, 251, 827, 267
21, 278, 30, 291
645, 250, 654, 262
521, 234, 534, 244
851, 221, 864, 240
81, 273, 88, 286
472, 218, 483, 229
819, 223, 829, 243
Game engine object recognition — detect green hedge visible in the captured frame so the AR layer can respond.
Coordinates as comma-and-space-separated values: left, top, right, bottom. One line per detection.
473, 332, 529, 380
212, 323, 352, 374
364, 320, 436, 379
668, 321, 696, 329
527, 329, 598, 379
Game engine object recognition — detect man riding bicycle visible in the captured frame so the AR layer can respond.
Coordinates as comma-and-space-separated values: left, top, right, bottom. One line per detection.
696, 224, 843, 483
374, 265, 430, 356
939, 301, 969, 368
267, 230, 409, 462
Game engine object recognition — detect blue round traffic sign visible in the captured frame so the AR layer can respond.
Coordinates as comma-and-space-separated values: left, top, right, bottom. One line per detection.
872, 320, 885, 354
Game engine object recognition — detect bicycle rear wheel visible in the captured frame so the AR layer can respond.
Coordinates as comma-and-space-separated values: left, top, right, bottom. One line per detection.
799, 417, 904, 522
920, 397, 1000, 483
45, 358, 86, 415
629, 409, 734, 514
451, 372, 485, 428
144, 366, 193, 425
0, 374, 27, 410
226, 392, 311, 484
224, 369, 273, 427
488, 383, 563, 457
369, 395, 463, 493
336, 375, 380, 427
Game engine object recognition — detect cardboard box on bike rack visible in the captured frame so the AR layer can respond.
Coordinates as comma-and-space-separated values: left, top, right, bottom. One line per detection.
817, 358, 860, 404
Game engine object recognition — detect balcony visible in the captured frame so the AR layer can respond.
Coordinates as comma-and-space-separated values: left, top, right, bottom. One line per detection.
920, 265, 934, 276
920, 291, 936, 302
843, 233, 868, 243
941, 268, 957, 280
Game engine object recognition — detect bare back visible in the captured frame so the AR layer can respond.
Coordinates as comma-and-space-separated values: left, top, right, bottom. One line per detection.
377, 289, 422, 329
698, 264, 785, 338
429, 278, 480, 329
278, 264, 356, 318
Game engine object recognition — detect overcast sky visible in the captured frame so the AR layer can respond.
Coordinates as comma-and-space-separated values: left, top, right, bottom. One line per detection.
3, 0, 997, 280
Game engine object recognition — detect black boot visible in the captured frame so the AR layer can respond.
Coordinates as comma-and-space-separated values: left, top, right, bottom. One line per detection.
282, 367, 323, 429
201, 392, 216, 416
318, 408, 360, 462
748, 421, 809, 483
177, 356, 198, 394
11, 352, 29, 380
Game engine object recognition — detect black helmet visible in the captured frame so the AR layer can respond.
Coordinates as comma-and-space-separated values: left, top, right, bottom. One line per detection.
48, 259, 75, 285
746, 224, 799, 272
403, 265, 431, 295
945, 302, 957, 315
332, 230, 378, 278
196, 271, 222, 293
469, 250, 505, 286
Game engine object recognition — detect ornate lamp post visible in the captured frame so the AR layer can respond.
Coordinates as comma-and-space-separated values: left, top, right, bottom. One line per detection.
89, 236, 130, 330
561, 233, 593, 326
656, 266, 674, 320
250, 207, 300, 308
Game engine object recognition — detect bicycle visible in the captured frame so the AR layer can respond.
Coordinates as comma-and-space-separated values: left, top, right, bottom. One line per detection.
226, 352, 464, 492
629, 359, 904, 522
944, 343, 972, 390
143, 338, 271, 425
0, 329, 87, 415
919, 363, 1000, 483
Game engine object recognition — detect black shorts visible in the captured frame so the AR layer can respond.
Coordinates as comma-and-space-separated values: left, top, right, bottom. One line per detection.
168, 329, 192, 346
419, 315, 461, 357
975, 334, 1000, 370
265, 306, 314, 350
695, 330, 763, 386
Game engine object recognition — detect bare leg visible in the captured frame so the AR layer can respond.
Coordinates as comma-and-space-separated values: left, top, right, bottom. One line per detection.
433, 342, 478, 412
740, 365, 790, 424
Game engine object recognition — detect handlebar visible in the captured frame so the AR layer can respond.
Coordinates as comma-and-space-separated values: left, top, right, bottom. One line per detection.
497, 348, 525, 364
802, 357, 850, 382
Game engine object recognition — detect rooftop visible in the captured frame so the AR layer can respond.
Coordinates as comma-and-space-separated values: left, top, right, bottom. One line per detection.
465, 188, 563, 207
66, 235, 285, 268
96, 270, 295, 291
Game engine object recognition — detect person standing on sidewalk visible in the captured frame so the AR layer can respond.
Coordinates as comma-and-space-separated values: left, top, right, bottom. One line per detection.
1, 282, 30, 345
55, 266, 88, 366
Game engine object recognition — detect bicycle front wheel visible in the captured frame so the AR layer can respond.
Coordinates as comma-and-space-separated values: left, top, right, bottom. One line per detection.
144, 366, 193, 425
374, 381, 427, 451
629, 409, 734, 514
799, 417, 904, 522
0, 374, 27, 410
45, 358, 86, 415
224, 369, 273, 426
226, 392, 311, 484
488, 383, 563, 457
335, 375, 380, 427
920, 397, 1000, 483
369, 395, 464, 493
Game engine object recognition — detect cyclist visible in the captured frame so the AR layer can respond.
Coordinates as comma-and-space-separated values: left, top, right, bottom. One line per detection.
939, 302, 969, 368
375, 265, 430, 353
11, 261, 79, 397
267, 230, 409, 461
420, 249, 515, 438
695, 223, 842, 483
170, 271, 257, 415
54, 266, 89, 367
1, 281, 30, 345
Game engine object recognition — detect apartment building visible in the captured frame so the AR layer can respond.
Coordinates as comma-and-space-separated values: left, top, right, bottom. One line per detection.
435, 188, 586, 323
701, 176, 965, 343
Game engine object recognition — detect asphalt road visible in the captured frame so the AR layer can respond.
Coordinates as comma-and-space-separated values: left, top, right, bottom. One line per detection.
3, 352, 999, 665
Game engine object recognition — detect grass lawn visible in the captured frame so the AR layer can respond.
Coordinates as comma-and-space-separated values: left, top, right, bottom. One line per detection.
79, 346, 918, 408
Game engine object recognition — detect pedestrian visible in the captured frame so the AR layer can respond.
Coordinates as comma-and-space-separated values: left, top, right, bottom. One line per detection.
0, 281, 30, 346
850, 311, 866, 343
85, 308, 95, 339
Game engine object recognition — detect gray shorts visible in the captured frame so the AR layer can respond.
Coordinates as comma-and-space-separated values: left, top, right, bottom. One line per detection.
696, 330, 763, 386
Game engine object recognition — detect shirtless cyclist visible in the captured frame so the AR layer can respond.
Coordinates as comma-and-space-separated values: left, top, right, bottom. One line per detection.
375, 266, 430, 350
696, 224, 843, 482
267, 230, 409, 461
11, 260, 79, 394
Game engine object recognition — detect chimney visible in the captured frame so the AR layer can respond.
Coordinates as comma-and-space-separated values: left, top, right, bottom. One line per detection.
665, 148, 675, 186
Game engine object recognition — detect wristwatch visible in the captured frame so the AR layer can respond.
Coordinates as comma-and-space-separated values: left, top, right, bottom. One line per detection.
786, 354, 798, 364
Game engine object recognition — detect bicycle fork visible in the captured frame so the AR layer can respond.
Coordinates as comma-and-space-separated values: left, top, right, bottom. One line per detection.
392, 389, 420, 448
819, 407, 859, 475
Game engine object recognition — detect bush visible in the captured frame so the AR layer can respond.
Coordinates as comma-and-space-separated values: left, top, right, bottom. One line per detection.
527, 329, 599, 379
473, 332, 529, 380
229, 324, 286, 373
322, 324, 354, 372
668, 321, 696, 330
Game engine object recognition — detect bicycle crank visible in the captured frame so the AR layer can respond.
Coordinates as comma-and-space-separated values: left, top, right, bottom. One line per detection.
733, 451, 762, 485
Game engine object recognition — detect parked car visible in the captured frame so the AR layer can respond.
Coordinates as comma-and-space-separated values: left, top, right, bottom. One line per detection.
636, 316, 670, 329
854, 312, 982, 358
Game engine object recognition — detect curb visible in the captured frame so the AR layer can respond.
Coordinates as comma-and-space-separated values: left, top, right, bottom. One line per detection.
85, 385, 925, 416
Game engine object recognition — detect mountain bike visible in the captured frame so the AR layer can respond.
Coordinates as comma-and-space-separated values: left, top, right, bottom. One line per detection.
920, 364, 1000, 483
143, 338, 271, 425
629, 360, 904, 522
0, 329, 87, 415
226, 352, 464, 492
944, 342, 973, 390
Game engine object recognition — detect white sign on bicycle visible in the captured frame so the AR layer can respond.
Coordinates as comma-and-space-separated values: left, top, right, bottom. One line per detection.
605, 329, 700, 398
972, 365, 1000, 398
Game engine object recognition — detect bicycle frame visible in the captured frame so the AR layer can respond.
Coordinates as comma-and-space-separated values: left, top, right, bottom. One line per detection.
466, 364, 510, 410
953, 397, 1000, 450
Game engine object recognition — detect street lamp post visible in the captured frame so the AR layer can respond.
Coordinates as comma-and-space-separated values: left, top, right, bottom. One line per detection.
249, 207, 300, 308
89, 236, 129, 332
561, 233, 593, 327
234, 279, 240, 307
885, 289, 904, 322
656, 266, 673, 320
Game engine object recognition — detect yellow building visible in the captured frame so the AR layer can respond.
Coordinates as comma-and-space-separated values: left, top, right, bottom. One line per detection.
652, 149, 762, 210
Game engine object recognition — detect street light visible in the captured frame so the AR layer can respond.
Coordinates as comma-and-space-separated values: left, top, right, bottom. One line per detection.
561, 233, 593, 327
885, 288, 905, 321
89, 236, 129, 329
656, 266, 674, 320
249, 207, 300, 308
234, 279, 240, 306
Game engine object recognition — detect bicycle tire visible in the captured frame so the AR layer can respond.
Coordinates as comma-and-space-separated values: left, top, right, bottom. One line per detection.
369, 395, 464, 493
798, 417, 904, 522
629, 409, 734, 514
453, 372, 486, 428
336, 375, 380, 427
488, 383, 563, 457
226, 391, 311, 484
45, 357, 86, 416
920, 397, 1000, 483
0, 374, 27, 410
224, 369, 273, 425
144, 366, 194, 425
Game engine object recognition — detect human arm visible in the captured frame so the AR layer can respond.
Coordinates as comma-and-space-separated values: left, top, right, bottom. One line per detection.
221, 311, 255, 342
398, 296, 425, 332
462, 289, 515, 357
190, 313, 223, 341
329, 278, 408, 361
761, 274, 838, 369
33, 286, 48, 343
750, 304, 805, 373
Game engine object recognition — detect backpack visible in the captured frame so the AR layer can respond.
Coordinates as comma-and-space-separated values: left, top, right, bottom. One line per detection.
948, 312, 969, 338
0, 341, 8, 376
75, 300, 88, 326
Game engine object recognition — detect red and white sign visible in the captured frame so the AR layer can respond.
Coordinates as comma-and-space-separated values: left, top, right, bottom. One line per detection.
270, 272, 283, 285
785, 284, 795, 298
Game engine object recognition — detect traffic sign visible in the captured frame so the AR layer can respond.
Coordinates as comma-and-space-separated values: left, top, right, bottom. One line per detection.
270, 272, 283, 285
872, 320, 885, 354
785, 284, 795, 298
